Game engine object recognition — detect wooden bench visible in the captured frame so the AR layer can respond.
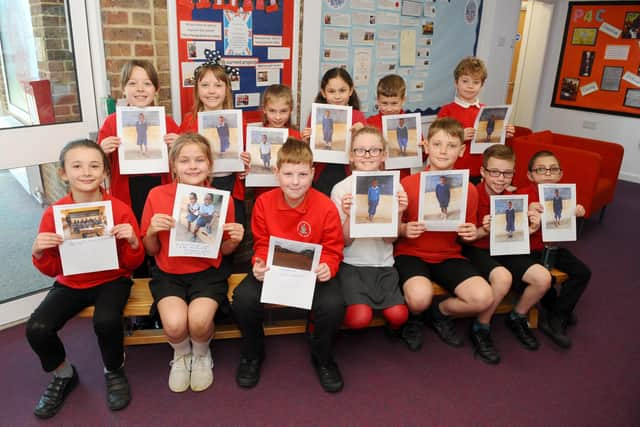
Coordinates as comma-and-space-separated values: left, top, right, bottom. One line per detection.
78, 270, 568, 346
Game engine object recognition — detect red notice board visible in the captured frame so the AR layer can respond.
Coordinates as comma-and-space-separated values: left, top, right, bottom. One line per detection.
551, 1, 640, 117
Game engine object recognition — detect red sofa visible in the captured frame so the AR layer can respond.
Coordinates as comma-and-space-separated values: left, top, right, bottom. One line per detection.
508, 130, 624, 221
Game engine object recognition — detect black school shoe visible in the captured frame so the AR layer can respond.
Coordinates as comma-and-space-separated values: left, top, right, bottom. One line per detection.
311, 356, 344, 393
470, 326, 500, 364
34, 365, 79, 419
105, 367, 131, 411
236, 356, 264, 389
505, 315, 539, 350
539, 313, 572, 349
430, 316, 464, 347
400, 318, 424, 352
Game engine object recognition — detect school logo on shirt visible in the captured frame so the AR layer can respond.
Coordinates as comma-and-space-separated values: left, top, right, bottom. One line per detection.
297, 221, 311, 237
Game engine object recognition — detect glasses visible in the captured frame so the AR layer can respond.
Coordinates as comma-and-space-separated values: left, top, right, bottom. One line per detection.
531, 166, 562, 175
484, 169, 514, 178
352, 147, 383, 157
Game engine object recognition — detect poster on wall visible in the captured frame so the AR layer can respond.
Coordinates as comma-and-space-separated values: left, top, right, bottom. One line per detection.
551, 1, 640, 118
317, 0, 483, 115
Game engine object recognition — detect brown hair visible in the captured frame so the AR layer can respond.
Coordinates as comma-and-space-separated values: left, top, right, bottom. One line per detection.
454, 56, 488, 83
427, 117, 464, 142
376, 74, 406, 98
277, 137, 313, 168
482, 144, 515, 168
169, 133, 213, 181
59, 139, 111, 178
120, 60, 159, 91
192, 64, 233, 117
351, 126, 387, 150
528, 150, 559, 171
261, 84, 293, 127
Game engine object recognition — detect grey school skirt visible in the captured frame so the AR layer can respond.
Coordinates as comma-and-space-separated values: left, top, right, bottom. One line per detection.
336, 263, 405, 309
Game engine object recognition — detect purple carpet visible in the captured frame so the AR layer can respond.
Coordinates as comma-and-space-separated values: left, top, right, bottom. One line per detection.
1, 181, 638, 426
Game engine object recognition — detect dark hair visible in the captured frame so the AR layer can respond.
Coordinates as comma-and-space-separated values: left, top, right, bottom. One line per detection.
189, 192, 197, 199
314, 68, 361, 110
376, 74, 406, 98
59, 139, 111, 177
120, 60, 160, 91
482, 144, 515, 168
528, 150, 558, 171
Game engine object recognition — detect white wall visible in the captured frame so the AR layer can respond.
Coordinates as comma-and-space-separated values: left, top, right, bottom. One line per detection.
531, 0, 639, 183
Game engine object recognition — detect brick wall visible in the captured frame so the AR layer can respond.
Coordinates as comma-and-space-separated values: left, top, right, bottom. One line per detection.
101, 0, 173, 115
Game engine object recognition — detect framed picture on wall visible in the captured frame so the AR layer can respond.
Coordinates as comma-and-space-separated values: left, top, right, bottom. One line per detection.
623, 88, 640, 108
600, 66, 624, 92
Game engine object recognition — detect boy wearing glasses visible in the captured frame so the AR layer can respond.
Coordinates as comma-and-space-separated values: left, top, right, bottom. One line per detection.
518, 150, 591, 349
462, 144, 551, 364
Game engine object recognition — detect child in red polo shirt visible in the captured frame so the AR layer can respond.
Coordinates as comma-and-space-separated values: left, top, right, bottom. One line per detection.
462, 145, 551, 364
141, 133, 244, 393
437, 57, 514, 184
394, 117, 493, 352
232, 138, 346, 393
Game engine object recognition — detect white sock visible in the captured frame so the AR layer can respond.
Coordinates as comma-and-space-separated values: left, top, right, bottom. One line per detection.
191, 339, 211, 357
54, 360, 73, 378
169, 337, 191, 357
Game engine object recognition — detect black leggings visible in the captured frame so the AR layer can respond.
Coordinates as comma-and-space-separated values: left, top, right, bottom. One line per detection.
26, 277, 132, 372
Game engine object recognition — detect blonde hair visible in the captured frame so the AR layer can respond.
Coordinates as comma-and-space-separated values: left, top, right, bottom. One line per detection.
427, 117, 464, 142
277, 137, 313, 168
261, 84, 293, 127
169, 133, 213, 181
192, 65, 233, 116
454, 56, 488, 83
351, 126, 387, 150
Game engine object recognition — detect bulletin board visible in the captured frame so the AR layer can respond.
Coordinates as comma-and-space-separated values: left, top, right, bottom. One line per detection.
171, 0, 297, 124
309, 0, 483, 116
551, 1, 640, 118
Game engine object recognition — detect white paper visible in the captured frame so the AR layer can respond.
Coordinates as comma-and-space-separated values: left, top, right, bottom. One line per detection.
349, 171, 399, 238
267, 47, 290, 60
418, 170, 469, 232
376, 41, 399, 59
352, 28, 376, 45
224, 10, 253, 56
401, 0, 423, 17
323, 13, 351, 27
353, 48, 372, 86
197, 109, 244, 173
470, 105, 513, 154
382, 113, 423, 170
490, 195, 530, 256
539, 184, 577, 243
186, 40, 216, 60
168, 184, 229, 259
256, 67, 280, 87
253, 34, 282, 46
322, 47, 349, 61
180, 20, 221, 40
234, 92, 261, 108
350, 0, 375, 11
604, 44, 630, 60
580, 82, 598, 96
53, 201, 118, 275
116, 106, 169, 174
323, 28, 350, 46
622, 71, 640, 88
352, 12, 375, 26
310, 103, 352, 165
245, 127, 288, 187
599, 22, 622, 39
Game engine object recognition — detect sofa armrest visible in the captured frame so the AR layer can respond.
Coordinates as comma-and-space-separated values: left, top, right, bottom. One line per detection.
552, 133, 624, 183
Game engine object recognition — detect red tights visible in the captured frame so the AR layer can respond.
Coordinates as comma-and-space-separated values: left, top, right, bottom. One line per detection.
343, 303, 409, 330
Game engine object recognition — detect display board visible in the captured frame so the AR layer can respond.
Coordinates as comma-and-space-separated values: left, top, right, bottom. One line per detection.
551, 1, 640, 117
303, 0, 483, 118
170, 0, 297, 124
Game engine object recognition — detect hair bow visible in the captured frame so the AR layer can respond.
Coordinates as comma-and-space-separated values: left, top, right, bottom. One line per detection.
194, 49, 240, 79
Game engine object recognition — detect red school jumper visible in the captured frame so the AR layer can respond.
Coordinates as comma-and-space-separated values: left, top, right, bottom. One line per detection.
251, 187, 344, 277
140, 182, 235, 274
33, 193, 145, 288
437, 99, 485, 178
394, 169, 479, 263
98, 113, 179, 207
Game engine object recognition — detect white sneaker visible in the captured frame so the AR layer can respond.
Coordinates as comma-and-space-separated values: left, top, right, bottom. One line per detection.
168, 353, 191, 393
190, 351, 214, 392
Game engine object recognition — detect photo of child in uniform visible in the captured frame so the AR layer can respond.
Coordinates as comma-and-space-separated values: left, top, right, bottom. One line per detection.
199, 111, 240, 160
543, 186, 572, 229
313, 106, 349, 151
322, 110, 334, 147
421, 172, 465, 222
247, 128, 287, 175
119, 109, 163, 160
384, 115, 419, 158
353, 174, 395, 224
60, 206, 108, 240
272, 244, 316, 271
175, 191, 222, 244
494, 198, 525, 242
475, 108, 507, 143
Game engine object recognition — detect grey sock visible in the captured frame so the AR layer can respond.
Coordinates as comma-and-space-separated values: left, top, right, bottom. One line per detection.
54, 361, 73, 378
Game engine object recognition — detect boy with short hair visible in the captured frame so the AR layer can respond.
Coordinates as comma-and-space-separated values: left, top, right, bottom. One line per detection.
463, 144, 552, 364
232, 138, 346, 393
394, 117, 493, 352
438, 57, 515, 183
519, 150, 591, 348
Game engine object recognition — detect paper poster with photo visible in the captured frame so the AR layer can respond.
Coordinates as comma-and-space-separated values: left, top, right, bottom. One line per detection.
539, 183, 577, 243
349, 171, 399, 238
245, 126, 288, 187
470, 105, 512, 154
381, 113, 423, 169
198, 109, 244, 173
490, 195, 530, 256
418, 169, 469, 232
310, 103, 352, 164
260, 236, 322, 310
168, 183, 229, 259
52, 201, 118, 276
116, 106, 169, 174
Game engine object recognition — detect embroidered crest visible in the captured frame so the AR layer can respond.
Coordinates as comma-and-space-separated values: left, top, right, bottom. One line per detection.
297, 221, 311, 237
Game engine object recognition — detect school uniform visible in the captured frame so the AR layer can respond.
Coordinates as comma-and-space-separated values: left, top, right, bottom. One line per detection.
232, 187, 345, 364
27, 192, 145, 372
